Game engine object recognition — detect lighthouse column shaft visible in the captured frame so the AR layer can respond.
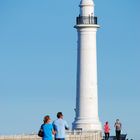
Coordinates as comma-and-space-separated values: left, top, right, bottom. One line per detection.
76, 27, 98, 120
72, 26, 101, 131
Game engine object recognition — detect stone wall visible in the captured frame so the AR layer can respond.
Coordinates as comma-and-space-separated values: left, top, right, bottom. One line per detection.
0, 131, 102, 140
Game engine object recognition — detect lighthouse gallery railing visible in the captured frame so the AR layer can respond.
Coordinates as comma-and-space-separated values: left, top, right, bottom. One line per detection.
76, 16, 98, 25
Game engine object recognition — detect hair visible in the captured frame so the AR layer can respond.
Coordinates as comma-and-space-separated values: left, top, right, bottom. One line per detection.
57, 112, 63, 118
43, 115, 50, 123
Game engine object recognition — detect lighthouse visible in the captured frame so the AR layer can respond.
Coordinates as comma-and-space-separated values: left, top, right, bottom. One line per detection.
72, 0, 102, 131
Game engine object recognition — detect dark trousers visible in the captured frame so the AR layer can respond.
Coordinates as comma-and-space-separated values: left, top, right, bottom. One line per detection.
116, 130, 121, 140
104, 133, 110, 140
55, 138, 65, 140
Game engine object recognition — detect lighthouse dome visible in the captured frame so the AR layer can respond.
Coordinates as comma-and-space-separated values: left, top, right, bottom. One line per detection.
80, 0, 94, 6
79, 0, 94, 16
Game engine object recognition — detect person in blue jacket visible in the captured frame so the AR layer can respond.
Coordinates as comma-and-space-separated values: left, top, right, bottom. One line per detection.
40, 115, 55, 140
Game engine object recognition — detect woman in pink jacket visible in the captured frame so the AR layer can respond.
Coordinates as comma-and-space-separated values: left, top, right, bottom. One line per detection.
104, 121, 110, 140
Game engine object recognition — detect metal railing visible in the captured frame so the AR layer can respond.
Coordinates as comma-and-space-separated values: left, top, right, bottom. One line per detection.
66, 130, 102, 140
76, 16, 98, 25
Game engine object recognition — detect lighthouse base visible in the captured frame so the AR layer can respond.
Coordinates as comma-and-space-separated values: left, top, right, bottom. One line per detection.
72, 118, 102, 131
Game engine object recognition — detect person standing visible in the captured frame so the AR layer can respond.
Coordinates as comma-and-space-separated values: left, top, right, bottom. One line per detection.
39, 115, 55, 140
53, 112, 69, 140
104, 121, 110, 140
114, 119, 122, 140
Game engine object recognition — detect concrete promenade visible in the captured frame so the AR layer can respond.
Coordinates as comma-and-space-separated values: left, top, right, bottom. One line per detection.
0, 131, 102, 140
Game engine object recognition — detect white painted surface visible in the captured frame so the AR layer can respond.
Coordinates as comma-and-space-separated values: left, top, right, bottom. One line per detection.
80, 0, 94, 17
72, 0, 102, 131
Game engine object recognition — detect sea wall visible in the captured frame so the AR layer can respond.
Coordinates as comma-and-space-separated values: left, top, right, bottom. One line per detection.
0, 131, 102, 140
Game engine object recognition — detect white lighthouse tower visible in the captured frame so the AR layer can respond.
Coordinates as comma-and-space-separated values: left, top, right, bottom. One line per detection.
72, 0, 102, 131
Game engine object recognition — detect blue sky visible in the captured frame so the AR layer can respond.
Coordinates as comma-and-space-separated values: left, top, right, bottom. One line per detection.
0, 0, 140, 139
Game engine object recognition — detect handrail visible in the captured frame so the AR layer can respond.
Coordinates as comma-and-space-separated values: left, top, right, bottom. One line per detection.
76, 16, 98, 25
